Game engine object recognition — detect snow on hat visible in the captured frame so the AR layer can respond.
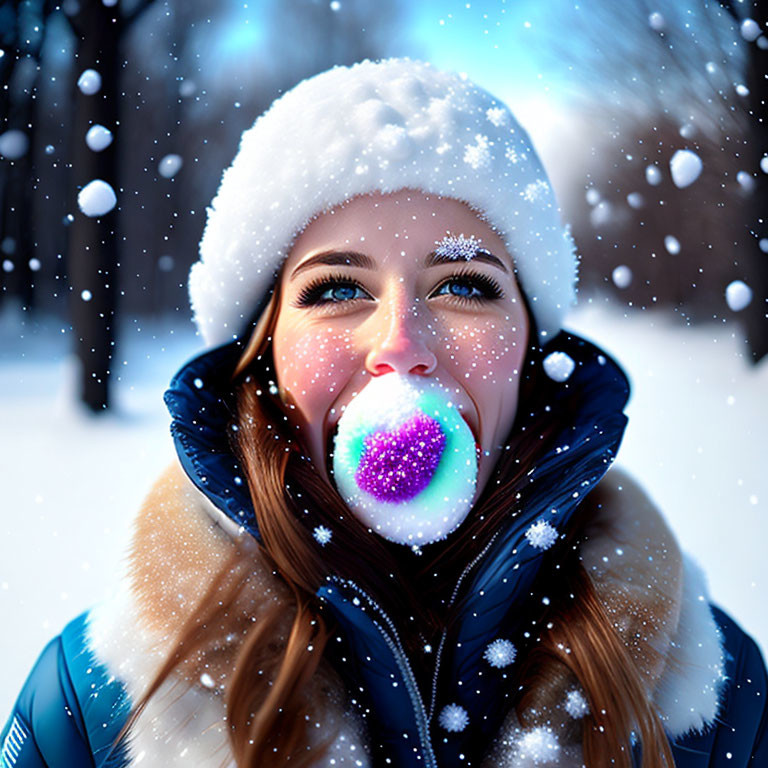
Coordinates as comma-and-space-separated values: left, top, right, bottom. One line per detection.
191, 58, 577, 347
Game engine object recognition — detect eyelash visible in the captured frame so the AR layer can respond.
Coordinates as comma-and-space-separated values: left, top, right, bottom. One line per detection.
294, 268, 504, 308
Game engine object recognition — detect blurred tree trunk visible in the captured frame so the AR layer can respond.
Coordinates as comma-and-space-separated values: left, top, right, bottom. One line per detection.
65, 0, 152, 411
0, 1, 42, 312
744, 0, 767, 363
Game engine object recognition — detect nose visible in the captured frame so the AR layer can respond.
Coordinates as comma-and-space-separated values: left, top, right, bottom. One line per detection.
364, 294, 438, 377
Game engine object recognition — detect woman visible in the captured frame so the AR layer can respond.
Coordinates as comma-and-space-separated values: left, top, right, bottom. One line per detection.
2, 59, 766, 768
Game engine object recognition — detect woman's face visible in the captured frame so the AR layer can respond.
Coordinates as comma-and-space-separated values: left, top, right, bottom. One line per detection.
272, 189, 529, 509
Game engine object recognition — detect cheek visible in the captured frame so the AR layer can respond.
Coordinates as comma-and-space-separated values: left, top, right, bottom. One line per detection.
440, 318, 527, 384
274, 320, 355, 419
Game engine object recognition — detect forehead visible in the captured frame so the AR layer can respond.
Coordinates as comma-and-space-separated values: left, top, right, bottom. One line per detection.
284, 189, 510, 269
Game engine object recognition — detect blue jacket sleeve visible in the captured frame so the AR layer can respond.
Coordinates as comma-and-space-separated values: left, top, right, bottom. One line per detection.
1, 613, 131, 768
1, 633, 94, 767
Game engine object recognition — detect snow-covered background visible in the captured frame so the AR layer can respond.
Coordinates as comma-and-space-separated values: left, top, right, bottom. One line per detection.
1, 299, 766, 719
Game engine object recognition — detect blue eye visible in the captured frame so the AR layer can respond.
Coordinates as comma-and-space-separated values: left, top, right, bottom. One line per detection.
432, 273, 504, 302
295, 274, 368, 307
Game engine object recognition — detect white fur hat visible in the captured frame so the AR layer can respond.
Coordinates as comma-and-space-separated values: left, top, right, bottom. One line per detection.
191, 58, 577, 347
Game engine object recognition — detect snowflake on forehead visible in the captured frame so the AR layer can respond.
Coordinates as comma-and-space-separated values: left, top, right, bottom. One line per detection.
564, 688, 589, 719
525, 520, 558, 550
483, 638, 517, 668
313, 526, 332, 546
438, 703, 469, 733
505, 145, 519, 164
434, 234, 483, 262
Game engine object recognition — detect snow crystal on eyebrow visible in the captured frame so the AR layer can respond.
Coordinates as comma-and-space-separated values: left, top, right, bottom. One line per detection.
434, 234, 484, 261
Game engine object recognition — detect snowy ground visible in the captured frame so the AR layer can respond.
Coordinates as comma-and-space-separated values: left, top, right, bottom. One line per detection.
1, 299, 766, 720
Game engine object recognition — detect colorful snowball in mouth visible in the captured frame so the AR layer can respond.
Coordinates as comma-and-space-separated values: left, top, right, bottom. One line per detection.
332, 373, 478, 545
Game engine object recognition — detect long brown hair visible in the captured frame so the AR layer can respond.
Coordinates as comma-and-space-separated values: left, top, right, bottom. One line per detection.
124, 282, 674, 767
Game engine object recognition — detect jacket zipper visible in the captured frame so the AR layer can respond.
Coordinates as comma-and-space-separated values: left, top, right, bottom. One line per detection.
330, 577, 439, 768
428, 530, 501, 722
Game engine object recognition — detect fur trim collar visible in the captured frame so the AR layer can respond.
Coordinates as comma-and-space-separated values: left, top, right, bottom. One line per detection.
87, 463, 724, 767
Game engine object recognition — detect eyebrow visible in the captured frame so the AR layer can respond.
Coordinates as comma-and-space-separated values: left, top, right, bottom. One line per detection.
290, 247, 510, 279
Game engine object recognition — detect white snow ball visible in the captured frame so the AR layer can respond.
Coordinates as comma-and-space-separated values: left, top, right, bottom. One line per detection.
626, 192, 644, 209
199, 672, 215, 688
759, 36, 768, 50
77, 69, 102, 95
81, 289, 92, 302
736, 171, 755, 192
612, 265, 633, 289
313, 525, 332, 546
585, 187, 601, 206
158, 153, 183, 179
85, 125, 113, 152
438, 703, 469, 733
669, 149, 703, 188
725, 280, 752, 312
483, 638, 517, 668
0, 130, 29, 160
664, 235, 681, 255
648, 12, 665, 31
2, 259, 13, 273
517, 727, 560, 764
736, 84, 750, 97
564, 688, 590, 718
44, 144, 55, 155
645, 165, 662, 186
679, 123, 696, 139
740, 18, 761, 42
330, 0, 341, 10
28, 258, 41, 271
525, 519, 558, 550
761, 156, 768, 174
759, 238, 768, 253
543, 351, 575, 383
78, 179, 116, 217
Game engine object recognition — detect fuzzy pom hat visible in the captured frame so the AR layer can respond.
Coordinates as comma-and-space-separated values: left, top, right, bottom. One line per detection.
190, 58, 577, 346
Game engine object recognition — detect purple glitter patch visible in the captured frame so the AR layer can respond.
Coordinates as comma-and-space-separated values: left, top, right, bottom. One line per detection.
355, 412, 446, 503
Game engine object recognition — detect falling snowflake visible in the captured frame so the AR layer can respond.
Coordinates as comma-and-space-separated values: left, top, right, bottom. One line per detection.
463, 134, 491, 170
438, 703, 469, 733
543, 351, 575, 383
483, 638, 517, 668
486, 106, 509, 127
505, 145, 519, 164
564, 688, 589, 719
525, 520, 558, 550
517, 727, 560, 764
313, 526, 332, 546
522, 179, 550, 204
